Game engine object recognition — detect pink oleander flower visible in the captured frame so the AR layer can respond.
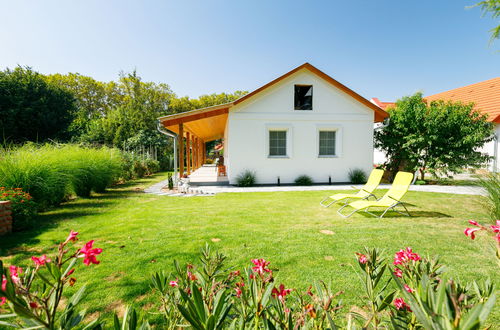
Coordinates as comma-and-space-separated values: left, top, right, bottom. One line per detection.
0, 297, 5, 306
187, 271, 197, 281
394, 247, 421, 265
491, 220, 500, 233
31, 254, 51, 267
249, 274, 255, 279
394, 297, 411, 311
9, 266, 22, 285
235, 287, 242, 298
464, 227, 480, 240
78, 240, 103, 266
394, 268, 403, 278
169, 280, 178, 287
231, 270, 241, 277
29, 301, 38, 308
67, 269, 75, 276
251, 258, 271, 275
1, 275, 6, 291
468, 220, 479, 227
404, 284, 415, 293
272, 284, 292, 301
64, 230, 79, 244
356, 253, 367, 264
236, 281, 245, 288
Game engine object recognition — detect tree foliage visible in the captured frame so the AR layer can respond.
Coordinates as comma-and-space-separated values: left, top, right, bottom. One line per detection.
473, 0, 500, 41
375, 93, 493, 180
0, 66, 76, 143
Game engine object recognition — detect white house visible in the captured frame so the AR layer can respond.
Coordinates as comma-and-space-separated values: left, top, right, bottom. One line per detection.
371, 77, 500, 172
158, 63, 388, 184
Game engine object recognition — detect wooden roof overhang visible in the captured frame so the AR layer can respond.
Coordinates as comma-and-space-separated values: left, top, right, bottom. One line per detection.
159, 104, 231, 142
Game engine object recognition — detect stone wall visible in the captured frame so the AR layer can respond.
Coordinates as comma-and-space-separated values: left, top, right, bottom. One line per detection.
0, 201, 13, 235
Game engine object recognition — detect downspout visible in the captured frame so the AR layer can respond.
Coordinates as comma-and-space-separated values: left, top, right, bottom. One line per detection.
157, 120, 178, 184
493, 131, 498, 173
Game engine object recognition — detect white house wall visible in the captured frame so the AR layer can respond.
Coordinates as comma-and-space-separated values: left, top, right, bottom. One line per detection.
226, 69, 375, 184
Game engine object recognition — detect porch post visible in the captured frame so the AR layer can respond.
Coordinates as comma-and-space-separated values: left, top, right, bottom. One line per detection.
192, 134, 196, 170
178, 124, 184, 177
186, 132, 191, 175
202, 142, 206, 164
193, 136, 198, 170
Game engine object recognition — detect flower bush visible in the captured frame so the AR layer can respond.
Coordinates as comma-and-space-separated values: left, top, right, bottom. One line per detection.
0, 187, 37, 230
0, 230, 103, 329
0, 233, 497, 328
464, 219, 500, 265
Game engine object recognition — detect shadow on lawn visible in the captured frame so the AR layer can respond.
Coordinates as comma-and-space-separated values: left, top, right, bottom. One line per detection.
359, 210, 452, 218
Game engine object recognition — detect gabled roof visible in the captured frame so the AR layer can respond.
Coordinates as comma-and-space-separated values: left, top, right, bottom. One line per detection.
370, 97, 396, 110
425, 77, 500, 123
159, 63, 389, 131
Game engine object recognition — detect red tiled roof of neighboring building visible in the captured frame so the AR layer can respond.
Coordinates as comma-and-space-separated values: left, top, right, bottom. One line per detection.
425, 77, 500, 123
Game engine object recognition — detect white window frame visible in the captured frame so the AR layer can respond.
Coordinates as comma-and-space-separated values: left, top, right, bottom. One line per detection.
316, 125, 342, 158
266, 124, 292, 158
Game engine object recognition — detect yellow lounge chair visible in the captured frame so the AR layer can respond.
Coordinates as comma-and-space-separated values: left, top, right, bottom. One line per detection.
338, 171, 414, 218
320, 169, 384, 208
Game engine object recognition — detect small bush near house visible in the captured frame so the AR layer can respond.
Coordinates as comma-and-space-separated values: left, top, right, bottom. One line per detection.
348, 168, 367, 184
205, 158, 214, 164
0, 187, 37, 230
236, 170, 256, 187
294, 174, 313, 186
143, 158, 161, 175
479, 172, 500, 220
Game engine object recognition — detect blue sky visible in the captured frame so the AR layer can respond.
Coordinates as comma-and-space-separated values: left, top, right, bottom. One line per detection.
1, 0, 498, 101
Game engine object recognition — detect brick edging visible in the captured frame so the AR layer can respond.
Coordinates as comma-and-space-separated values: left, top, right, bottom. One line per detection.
0, 201, 13, 235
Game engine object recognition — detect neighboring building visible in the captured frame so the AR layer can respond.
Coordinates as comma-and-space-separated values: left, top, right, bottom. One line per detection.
159, 63, 388, 184
371, 77, 500, 172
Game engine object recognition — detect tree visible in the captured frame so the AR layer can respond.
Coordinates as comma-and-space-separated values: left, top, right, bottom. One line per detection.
0, 66, 76, 143
374, 93, 494, 180
45, 73, 121, 135
473, 0, 500, 41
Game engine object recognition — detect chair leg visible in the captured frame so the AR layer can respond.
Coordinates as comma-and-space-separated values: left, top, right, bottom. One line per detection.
337, 207, 358, 218
400, 203, 411, 217
320, 197, 336, 208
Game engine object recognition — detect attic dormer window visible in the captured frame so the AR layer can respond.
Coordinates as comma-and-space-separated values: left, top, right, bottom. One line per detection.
294, 85, 313, 110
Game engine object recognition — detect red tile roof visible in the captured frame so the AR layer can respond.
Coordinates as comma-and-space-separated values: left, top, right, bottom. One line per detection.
370, 97, 396, 110
425, 77, 500, 123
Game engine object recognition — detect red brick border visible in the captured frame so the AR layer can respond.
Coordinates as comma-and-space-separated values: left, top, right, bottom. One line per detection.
0, 201, 12, 235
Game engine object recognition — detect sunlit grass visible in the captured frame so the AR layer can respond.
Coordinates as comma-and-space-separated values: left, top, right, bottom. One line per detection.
0, 173, 498, 325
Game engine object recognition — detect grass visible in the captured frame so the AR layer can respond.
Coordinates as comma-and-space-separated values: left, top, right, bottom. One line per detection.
0, 173, 498, 325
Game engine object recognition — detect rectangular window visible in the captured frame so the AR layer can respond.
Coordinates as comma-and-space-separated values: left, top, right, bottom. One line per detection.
319, 131, 336, 156
269, 130, 287, 156
294, 85, 313, 110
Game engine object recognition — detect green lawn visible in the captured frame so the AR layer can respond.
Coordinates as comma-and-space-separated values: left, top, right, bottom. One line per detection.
1, 173, 498, 325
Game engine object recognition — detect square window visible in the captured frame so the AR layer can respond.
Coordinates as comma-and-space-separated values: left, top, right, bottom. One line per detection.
269, 130, 287, 156
319, 131, 336, 156
294, 85, 313, 110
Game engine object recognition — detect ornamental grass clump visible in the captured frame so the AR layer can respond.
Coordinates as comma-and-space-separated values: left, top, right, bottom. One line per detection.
348, 168, 367, 184
235, 170, 256, 187
294, 174, 313, 186
0, 144, 123, 206
479, 173, 500, 220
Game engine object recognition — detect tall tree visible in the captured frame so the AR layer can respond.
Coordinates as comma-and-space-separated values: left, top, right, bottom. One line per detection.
375, 93, 494, 180
0, 66, 75, 143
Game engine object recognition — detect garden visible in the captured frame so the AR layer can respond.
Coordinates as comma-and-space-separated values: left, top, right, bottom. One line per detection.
0, 171, 499, 328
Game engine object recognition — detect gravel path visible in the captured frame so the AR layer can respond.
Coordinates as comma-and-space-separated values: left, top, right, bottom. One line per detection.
144, 180, 485, 196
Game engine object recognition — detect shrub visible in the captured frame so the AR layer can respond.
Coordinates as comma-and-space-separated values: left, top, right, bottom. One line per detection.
236, 170, 256, 187
143, 158, 160, 176
0, 187, 37, 230
0, 144, 71, 209
0, 144, 124, 207
348, 168, 367, 184
294, 174, 313, 186
205, 158, 214, 164
479, 173, 500, 220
